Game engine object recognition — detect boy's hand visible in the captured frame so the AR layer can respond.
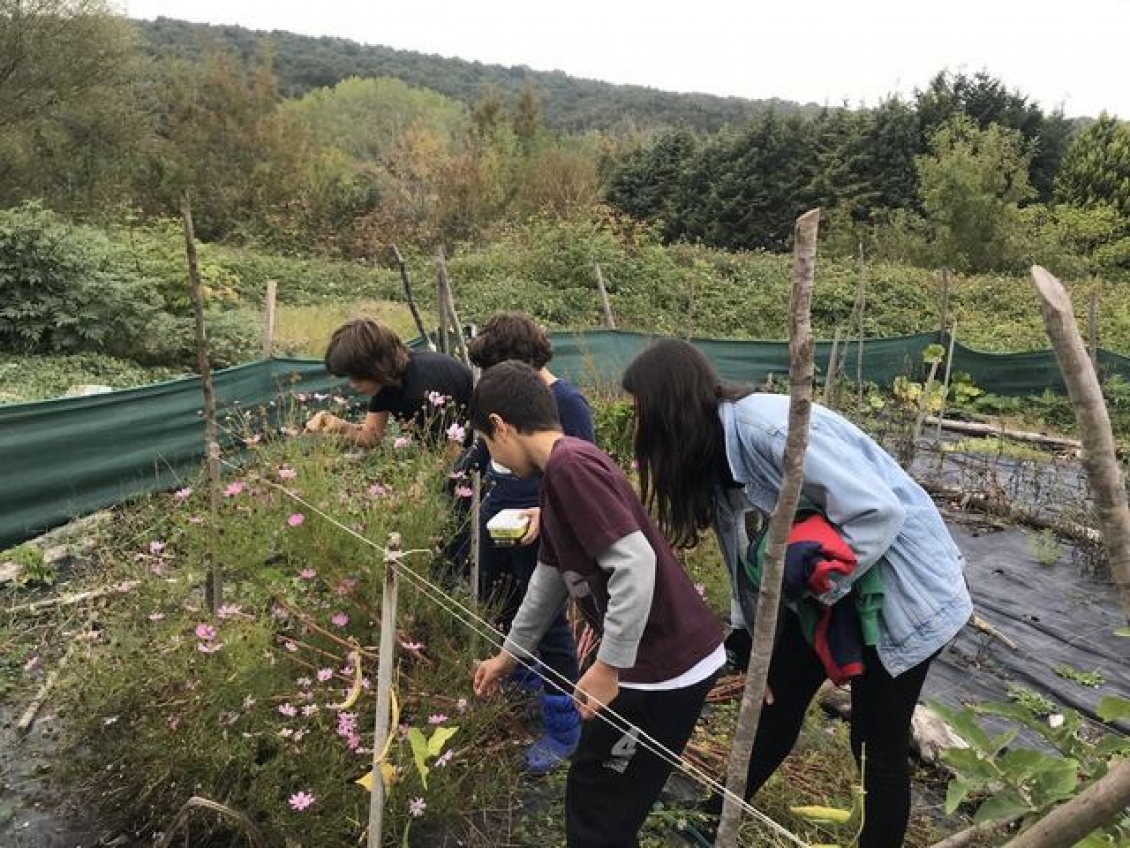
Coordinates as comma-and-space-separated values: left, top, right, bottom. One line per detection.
518, 507, 541, 545
575, 660, 619, 720
306, 410, 346, 434
472, 652, 517, 698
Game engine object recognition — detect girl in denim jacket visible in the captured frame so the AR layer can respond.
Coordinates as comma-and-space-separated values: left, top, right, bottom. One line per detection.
622, 339, 972, 848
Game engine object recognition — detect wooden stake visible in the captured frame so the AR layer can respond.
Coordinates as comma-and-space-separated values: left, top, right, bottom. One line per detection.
434, 250, 449, 355
262, 280, 277, 359
716, 209, 819, 847
854, 242, 867, 404
435, 246, 470, 365
594, 263, 617, 329
391, 244, 433, 349
823, 328, 842, 408
934, 324, 958, 447
939, 268, 951, 337
1087, 287, 1099, 369
470, 470, 481, 608
180, 191, 222, 613
368, 533, 401, 848
1031, 265, 1130, 620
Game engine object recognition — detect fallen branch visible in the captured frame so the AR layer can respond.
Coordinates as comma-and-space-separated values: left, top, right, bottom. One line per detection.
970, 612, 1018, 651
928, 813, 1024, 848
17, 648, 72, 733
5, 581, 139, 616
926, 416, 1082, 452
920, 480, 1100, 544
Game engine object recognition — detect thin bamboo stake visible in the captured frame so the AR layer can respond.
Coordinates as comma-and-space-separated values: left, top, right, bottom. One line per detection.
594, 263, 617, 329
180, 191, 222, 613
854, 242, 867, 404
391, 244, 433, 349
435, 246, 469, 366
367, 533, 401, 848
434, 250, 449, 355
823, 327, 842, 408
939, 269, 951, 336
262, 280, 277, 359
934, 323, 959, 448
470, 470, 482, 609
716, 209, 820, 847
1031, 266, 1130, 620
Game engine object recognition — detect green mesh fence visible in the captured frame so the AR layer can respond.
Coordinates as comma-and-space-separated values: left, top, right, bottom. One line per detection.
3, 333, 1130, 549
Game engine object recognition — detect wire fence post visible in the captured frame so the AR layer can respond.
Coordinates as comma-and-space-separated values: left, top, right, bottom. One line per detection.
367, 533, 401, 848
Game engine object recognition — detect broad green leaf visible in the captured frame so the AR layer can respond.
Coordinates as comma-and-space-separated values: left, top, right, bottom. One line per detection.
1030, 758, 1078, 805
408, 727, 431, 788
998, 748, 1057, 782
427, 725, 458, 757
929, 700, 997, 754
974, 789, 1032, 824
945, 779, 976, 815
940, 747, 998, 782
1096, 695, 1130, 724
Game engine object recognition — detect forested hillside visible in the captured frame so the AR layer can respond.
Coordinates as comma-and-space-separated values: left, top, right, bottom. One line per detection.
134, 17, 809, 134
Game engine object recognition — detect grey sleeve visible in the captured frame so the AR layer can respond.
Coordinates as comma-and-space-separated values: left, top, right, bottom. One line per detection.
595, 531, 657, 669
502, 562, 569, 661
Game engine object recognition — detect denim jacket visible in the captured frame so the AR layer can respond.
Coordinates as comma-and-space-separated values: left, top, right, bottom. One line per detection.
715, 394, 972, 678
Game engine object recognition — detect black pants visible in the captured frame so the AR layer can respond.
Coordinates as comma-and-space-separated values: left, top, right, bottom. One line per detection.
566, 673, 717, 848
715, 611, 935, 848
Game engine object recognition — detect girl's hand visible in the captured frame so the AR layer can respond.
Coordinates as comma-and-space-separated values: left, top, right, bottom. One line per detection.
518, 507, 541, 545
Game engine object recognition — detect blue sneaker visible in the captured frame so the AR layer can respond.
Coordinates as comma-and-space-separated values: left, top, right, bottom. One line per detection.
507, 664, 544, 695
525, 693, 580, 774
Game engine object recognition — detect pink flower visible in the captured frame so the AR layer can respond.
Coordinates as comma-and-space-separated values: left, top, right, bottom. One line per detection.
278, 467, 297, 480
195, 623, 216, 641
393, 435, 411, 448
278, 703, 298, 717
188, 515, 204, 525
301, 704, 319, 717
316, 668, 334, 682
399, 640, 424, 652
694, 582, 706, 598
288, 790, 315, 811
335, 578, 358, 596
427, 713, 449, 725
244, 434, 262, 446
168, 714, 180, 731
446, 422, 466, 443
224, 481, 245, 497
454, 485, 473, 499
23, 655, 39, 672
427, 391, 447, 407
217, 603, 243, 619
197, 641, 224, 653
287, 513, 305, 527
456, 697, 468, 713
448, 470, 466, 480
149, 540, 166, 555
367, 482, 388, 497
435, 749, 454, 767
299, 567, 316, 580
243, 695, 256, 709
283, 641, 298, 652
408, 797, 426, 817
148, 612, 165, 622
330, 612, 349, 628
173, 487, 193, 501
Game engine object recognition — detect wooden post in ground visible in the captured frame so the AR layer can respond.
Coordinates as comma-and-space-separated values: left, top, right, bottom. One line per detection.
1031, 266, 1130, 620
934, 324, 958, 462
435, 247, 469, 366
367, 533, 401, 848
392, 244, 433, 349
854, 242, 867, 404
716, 209, 819, 847
470, 471, 481, 608
938, 269, 951, 337
823, 328, 842, 408
434, 249, 449, 355
262, 280, 277, 359
180, 191, 222, 613
594, 263, 617, 329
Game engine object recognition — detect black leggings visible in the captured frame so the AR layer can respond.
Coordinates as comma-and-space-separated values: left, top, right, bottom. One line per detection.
718, 611, 935, 848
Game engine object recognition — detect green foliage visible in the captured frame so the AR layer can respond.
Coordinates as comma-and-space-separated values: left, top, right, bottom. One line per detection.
1006, 685, 1056, 718
933, 696, 1130, 840
0, 353, 182, 404
1053, 664, 1104, 688
1027, 529, 1064, 567
1, 543, 54, 587
1055, 114, 1130, 217
591, 396, 636, 466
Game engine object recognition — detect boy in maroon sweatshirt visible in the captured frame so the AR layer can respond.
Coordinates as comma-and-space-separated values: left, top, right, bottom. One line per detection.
471, 361, 724, 847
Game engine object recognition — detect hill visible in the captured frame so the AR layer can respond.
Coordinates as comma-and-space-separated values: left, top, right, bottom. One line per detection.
133, 17, 815, 133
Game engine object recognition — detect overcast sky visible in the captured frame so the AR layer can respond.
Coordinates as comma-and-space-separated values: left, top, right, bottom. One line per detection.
121, 0, 1128, 119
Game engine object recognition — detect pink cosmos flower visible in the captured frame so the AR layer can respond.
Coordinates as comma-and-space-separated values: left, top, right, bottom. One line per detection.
330, 612, 349, 628
149, 540, 166, 555
448, 470, 467, 480
427, 713, 449, 725
173, 487, 193, 501
195, 623, 216, 641
296, 676, 312, 688
224, 481, 245, 497
408, 797, 426, 817
278, 467, 297, 480
427, 391, 447, 407
446, 422, 466, 443
399, 640, 424, 652
335, 578, 358, 596
393, 435, 411, 448
288, 791, 315, 811
299, 567, 316, 580
301, 704, 318, 717
316, 668, 334, 682
454, 485, 473, 499
217, 603, 242, 619
435, 749, 454, 767
367, 482, 388, 497
148, 612, 165, 622
283, 641, 298, 653
278, 703, 298, 718
287, 513, 305, 527
197, 641, 224, 653
694, 582, 706, 598
23, 655, 39, 672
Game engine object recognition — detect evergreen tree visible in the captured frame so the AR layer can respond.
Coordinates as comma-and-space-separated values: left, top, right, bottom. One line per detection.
1055, 113, 1130, 217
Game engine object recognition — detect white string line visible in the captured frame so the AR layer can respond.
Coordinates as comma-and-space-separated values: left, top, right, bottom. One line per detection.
230, 466, 809, 846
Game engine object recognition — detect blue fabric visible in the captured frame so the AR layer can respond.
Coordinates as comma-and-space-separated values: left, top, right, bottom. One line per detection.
526, 693, 581, 774
716, 395, 973, 678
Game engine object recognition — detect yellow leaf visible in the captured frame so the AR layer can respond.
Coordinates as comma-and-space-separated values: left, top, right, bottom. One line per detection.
356, 770, 373, 792
355, 764, 398, 793
790, 805, 852, 824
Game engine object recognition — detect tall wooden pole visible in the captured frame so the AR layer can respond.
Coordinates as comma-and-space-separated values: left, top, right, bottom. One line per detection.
391, 244, 433, 349
716, 209, 820, 846
435, 247, 469, 366
854, 242, 867, 404
180, 191, 222, 613
1031, 266, 1130, 619
594, 263, 617, 329
367, 534, 401, 848
262, 280, 277, 359
823, 328, 842, 408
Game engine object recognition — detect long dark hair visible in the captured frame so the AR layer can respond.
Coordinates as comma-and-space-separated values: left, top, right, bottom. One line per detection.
621, 339, 750, 547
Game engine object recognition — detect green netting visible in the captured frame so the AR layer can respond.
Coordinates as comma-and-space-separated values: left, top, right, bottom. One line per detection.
4, 333, 1130, 549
